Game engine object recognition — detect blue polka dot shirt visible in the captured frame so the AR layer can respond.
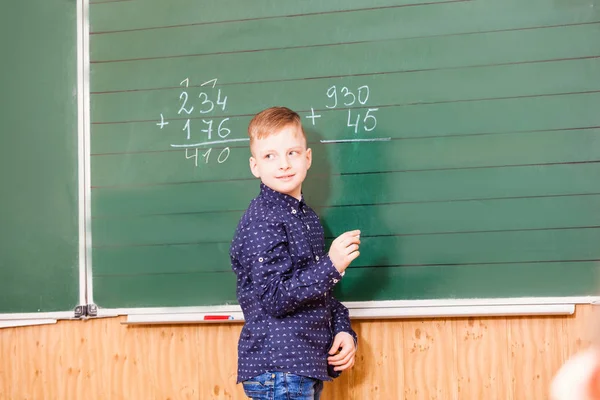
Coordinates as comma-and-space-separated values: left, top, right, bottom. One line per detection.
230, 183, 357, 383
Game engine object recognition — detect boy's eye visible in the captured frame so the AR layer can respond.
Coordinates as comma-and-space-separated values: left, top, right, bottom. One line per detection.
265, 154, 274, 159
289, 150, 299, 156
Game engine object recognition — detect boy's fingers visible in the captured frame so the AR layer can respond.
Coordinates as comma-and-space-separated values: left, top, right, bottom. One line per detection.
328, 353, 344, 363
333, 356, 356, 371
336, 231, 360, 247
328, 337, 343, 355
348, 237, 361, 245
329, 352, 354, 366
341, 230, 361, 241
347, 251, 360, 262
342, 237, 360, 248
334, 358, 355, 371
345, 244, 359, 255
328, 344, 352, 361
328, 347, 354, 364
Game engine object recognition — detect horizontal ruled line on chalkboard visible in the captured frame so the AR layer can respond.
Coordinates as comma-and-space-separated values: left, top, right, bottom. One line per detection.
90, 125, 600, 157
90, 55, 600, 95
90, 0, 470, 35
90, 89, 600, 125
95, 270, 231, 277
166, 137, 391, 149
170, 138, 249, 148
90, 176, 254, 189
320, 138, 392, 143
340, 225, 600, 240
90, 21, 600, 64
92, 259, 600, 278
93, 239, 231, 249
322, 192, 600, 210
91, 225, 600, 249
336, 160, 600, 177
90, 192, 600, 220
90, 159, 600, 189
348, 259, 600, 270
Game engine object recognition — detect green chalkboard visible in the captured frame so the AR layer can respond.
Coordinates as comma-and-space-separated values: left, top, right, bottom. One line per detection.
89, 0, 600, 309
0, 1, 79, 314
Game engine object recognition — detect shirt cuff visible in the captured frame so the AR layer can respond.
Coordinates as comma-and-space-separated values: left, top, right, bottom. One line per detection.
322, 254, 344, 284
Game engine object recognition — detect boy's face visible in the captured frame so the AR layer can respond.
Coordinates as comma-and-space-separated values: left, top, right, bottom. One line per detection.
249, 123, 312, 200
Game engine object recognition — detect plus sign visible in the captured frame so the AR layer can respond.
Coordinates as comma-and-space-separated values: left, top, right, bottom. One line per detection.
156, 113, 169, 129
305, 107, 322, 126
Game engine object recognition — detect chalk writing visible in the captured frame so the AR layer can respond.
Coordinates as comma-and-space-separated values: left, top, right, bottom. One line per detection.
306, 84, 389, 143
156, 78, 247, 168
158, 80, 390, 170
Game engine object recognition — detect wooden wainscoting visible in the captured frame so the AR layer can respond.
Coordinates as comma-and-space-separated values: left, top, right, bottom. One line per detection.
0, 305, 597, 399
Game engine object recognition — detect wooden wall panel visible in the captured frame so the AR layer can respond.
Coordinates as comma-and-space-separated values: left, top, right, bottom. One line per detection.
337, 320, 405, 400
508, 316, 566, 399
0, 305, 597, 399
563, 303, 598, 357
455, 318, 511, 400
128, 323, 201, 399
402, 319, 457, 400
0, 325, 15, 400
197, 323, 242, 400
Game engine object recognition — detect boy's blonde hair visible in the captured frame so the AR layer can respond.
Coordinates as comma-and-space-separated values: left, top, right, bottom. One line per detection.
248, 107, 307, 148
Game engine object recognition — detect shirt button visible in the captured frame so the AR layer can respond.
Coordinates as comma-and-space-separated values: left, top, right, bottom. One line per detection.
315, 256, 320, 261
291, 209, 297, 214
333, 278, 339, 283
258, 257, 264, 262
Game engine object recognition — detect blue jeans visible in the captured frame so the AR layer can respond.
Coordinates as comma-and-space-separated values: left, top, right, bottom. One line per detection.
242, 371, 324, 400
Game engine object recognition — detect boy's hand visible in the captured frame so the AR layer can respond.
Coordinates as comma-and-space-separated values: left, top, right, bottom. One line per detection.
328, 332, 356, 372
329, 230, 361, 273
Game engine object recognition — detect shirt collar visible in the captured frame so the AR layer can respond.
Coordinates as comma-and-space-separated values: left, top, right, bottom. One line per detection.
259, 183, 305, 214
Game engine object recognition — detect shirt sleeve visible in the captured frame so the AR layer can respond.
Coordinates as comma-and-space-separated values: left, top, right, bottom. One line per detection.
240, 220, 343, 318
330, 297, 358, 345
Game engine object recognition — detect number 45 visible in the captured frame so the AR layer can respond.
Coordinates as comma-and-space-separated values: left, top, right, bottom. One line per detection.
347, 108, 378, 133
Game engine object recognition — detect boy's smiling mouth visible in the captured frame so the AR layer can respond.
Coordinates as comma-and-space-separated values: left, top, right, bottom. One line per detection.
276, 174, 295, 180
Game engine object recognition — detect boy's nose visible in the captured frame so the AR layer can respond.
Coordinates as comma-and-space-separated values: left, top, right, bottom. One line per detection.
279, 157, 291, 169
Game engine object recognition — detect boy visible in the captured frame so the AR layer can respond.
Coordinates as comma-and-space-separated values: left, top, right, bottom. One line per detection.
230, 107, 361, 399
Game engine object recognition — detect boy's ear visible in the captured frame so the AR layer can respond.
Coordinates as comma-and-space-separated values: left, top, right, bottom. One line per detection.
249, 156, 260, 178
306, 148, 312, 170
